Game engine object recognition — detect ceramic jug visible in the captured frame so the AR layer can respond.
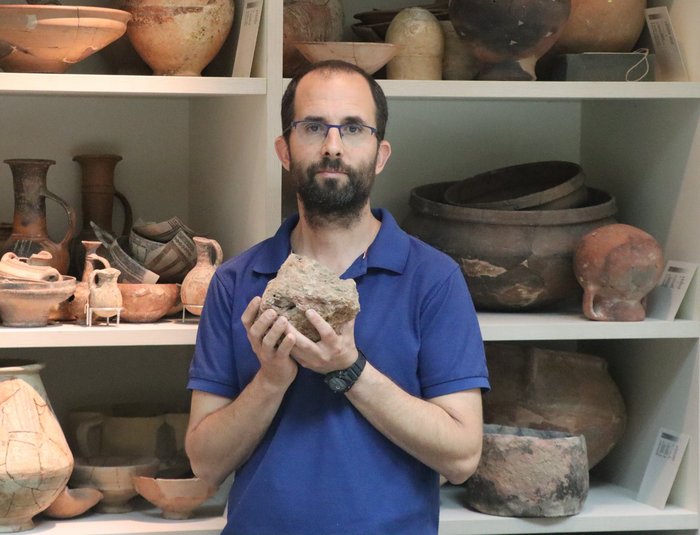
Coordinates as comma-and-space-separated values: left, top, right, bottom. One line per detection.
0, 360, 74, 532
2, 159, 77, 274
88, 266, 123, 320
180, 237, 223, 315
65, 241, 112, 324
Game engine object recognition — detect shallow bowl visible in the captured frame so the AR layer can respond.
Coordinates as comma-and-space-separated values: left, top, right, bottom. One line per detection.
0, 276, 76, 327
118, 283, 181, 322
133, 476, 216, 519
292, 41, 401, 75
0, 5, 131, 73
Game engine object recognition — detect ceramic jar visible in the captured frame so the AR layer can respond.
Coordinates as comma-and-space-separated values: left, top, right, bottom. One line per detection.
449, 0, 571, 80
440, 20, 478, 80
180, 237, 223, 315
574, 223, 664, 321
482, 343, 627, 468
122, 0, 235, 76
0, 360, 74, 531
386, 7, 444, 80
88, 267, 123, 321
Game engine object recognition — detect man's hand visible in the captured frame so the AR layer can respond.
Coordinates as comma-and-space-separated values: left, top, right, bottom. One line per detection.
241, 296, 298, 387
287, 309, 359, 373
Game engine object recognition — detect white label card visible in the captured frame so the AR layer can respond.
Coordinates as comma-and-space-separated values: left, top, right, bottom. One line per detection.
646, 260, 697, 320
637, 428, 689, 509
232, 0, 264, 78
644, 7, 689, 81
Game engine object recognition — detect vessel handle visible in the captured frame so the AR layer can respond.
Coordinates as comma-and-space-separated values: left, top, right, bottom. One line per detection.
41, 187, 77, 249
75, 415, 105, 457
582, 289, 604, 320
114, 190, 133, 237
211, 239, 224, 266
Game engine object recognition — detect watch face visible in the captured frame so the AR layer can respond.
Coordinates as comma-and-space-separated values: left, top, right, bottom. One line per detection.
327, 376, 348, 392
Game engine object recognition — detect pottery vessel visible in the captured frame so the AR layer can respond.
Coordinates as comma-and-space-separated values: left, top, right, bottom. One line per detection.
283, 0, 344, 77
64, 244, 111, 324
482, 343, 627, 467
118, 283, 181, 322
463, 424, 589, 517
0, 252, 60, 282
70, 456, 159, 513
181, 237, 223, 315
42, 487, 104, 519
122, 0, 235, 76
574, 223, 664, 321
551, 0, 647, 54
0, 360, 74, 531
292, 41, 401, 75
386, 7, 444, 80
0, 5, 130, 73
449, 0, 571, 80
133, 476, 216, 519
88, 267, 123, 320
402, 182, 617, 310
440, 20, 478, 80
2, 159, 77, 275
0, 276, 77, 327
444, 161, 586, 210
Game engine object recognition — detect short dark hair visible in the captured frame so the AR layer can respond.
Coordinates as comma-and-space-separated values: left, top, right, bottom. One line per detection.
280, 60, 389, 143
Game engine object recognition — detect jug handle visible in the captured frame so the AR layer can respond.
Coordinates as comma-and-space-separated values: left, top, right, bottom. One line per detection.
75, 415, 104, 457
42, 188, 77, 249
211, 239, 224, 266
114, 190, 133, 236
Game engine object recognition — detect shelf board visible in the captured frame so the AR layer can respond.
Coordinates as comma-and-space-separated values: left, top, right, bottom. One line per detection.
439, 482, 698, 534
1, 314, 697, 348
379, 80, 700, 101
0, 73, 267, 97
26, 481, 697, 535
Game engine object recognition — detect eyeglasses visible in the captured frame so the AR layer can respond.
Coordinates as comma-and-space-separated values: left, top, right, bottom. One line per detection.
288, 120, 377, 147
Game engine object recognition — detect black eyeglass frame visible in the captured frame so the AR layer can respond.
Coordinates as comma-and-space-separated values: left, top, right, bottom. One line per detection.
285, 120, 378, 140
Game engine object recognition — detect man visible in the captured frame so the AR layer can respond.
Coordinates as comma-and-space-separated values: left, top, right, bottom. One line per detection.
186, 60, 489, 535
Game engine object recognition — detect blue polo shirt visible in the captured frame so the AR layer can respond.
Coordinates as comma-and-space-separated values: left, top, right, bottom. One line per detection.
188, 208, 489, 535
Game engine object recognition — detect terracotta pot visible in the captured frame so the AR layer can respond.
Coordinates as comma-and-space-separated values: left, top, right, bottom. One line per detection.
118, 283, 181, 322
449, 0, 571, 80
180, 237, 223, 315
574, 223, 664, 321
0, 251, 61, 282
43, 487, 104, 519
88, 267, 123, 320
2, 159, 77, 275
123, 0, 235, 76
292, 41, 402, 75
0, 360, 74, 531
63, 243, 112, 324
386, 7, 444, 80
0, 276, 77, 327
133, 476, 216, 520
551, 0, 647, 54
482, 343, 627, 468
283, 0, 344, 77
440, 20, 478, 80
401, 182, 617, 311
463, 424, 589, 517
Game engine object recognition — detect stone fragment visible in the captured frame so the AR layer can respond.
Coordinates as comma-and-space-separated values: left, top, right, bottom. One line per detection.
260, 254, 360, 342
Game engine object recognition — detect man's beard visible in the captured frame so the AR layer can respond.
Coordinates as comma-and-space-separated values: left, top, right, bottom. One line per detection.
292, 155, 376, 228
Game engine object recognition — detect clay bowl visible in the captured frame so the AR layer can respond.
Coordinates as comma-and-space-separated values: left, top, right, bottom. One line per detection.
402, 183, 617, 311
463, 424, 589, 517
444, 161, 587, 210
118, 283, 181, 322
0, 5, 131, 73
292, 41, 402, 75
42, 487, 104, 519
0, 276, 77, 327
133, 476, 216, 519
70, 456, 159, 513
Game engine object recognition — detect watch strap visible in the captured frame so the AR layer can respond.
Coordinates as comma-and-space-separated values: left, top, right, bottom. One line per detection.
324, 349, 367, 393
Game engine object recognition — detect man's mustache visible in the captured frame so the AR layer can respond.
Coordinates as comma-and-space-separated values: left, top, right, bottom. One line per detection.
308, 158, 351, 175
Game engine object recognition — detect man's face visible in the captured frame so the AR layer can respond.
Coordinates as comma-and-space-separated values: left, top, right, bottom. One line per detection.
278, 70, 391, 227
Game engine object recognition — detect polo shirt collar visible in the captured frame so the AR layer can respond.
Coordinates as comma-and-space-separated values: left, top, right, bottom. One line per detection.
252, 208, 409, 276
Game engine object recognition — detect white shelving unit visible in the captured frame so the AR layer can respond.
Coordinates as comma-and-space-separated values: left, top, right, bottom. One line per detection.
1, 0, 700, 534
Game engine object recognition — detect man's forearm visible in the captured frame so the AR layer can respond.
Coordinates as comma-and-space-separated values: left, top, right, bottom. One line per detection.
345, 362, 483, 484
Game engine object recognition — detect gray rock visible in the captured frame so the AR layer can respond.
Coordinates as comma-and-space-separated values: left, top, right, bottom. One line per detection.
260, 253, 360, 342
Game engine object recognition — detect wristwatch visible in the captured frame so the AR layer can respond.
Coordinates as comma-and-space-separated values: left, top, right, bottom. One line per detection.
324, 349, 367, 394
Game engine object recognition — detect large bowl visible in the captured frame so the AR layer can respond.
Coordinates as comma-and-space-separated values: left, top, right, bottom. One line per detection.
0, 5, 131, 73
0, 276, 77, 327
133, 476, 216, 519
118, 283, 181, 323
292, 41, 401, 75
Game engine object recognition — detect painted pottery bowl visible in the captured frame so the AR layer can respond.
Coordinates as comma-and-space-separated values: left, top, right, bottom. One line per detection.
463, 424, 589, 517
0, 276, 77, 327
133, 476, 216, 519
118, 283, 181, 322
43, 487, 104, 519
0, 5, 131, 73
483, 343, 627, 468
444, 161, 587, 210
70, 456, 159, 513
449, 0, 571, 80
402, 182, 617, 311
293, 41, 402, 75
